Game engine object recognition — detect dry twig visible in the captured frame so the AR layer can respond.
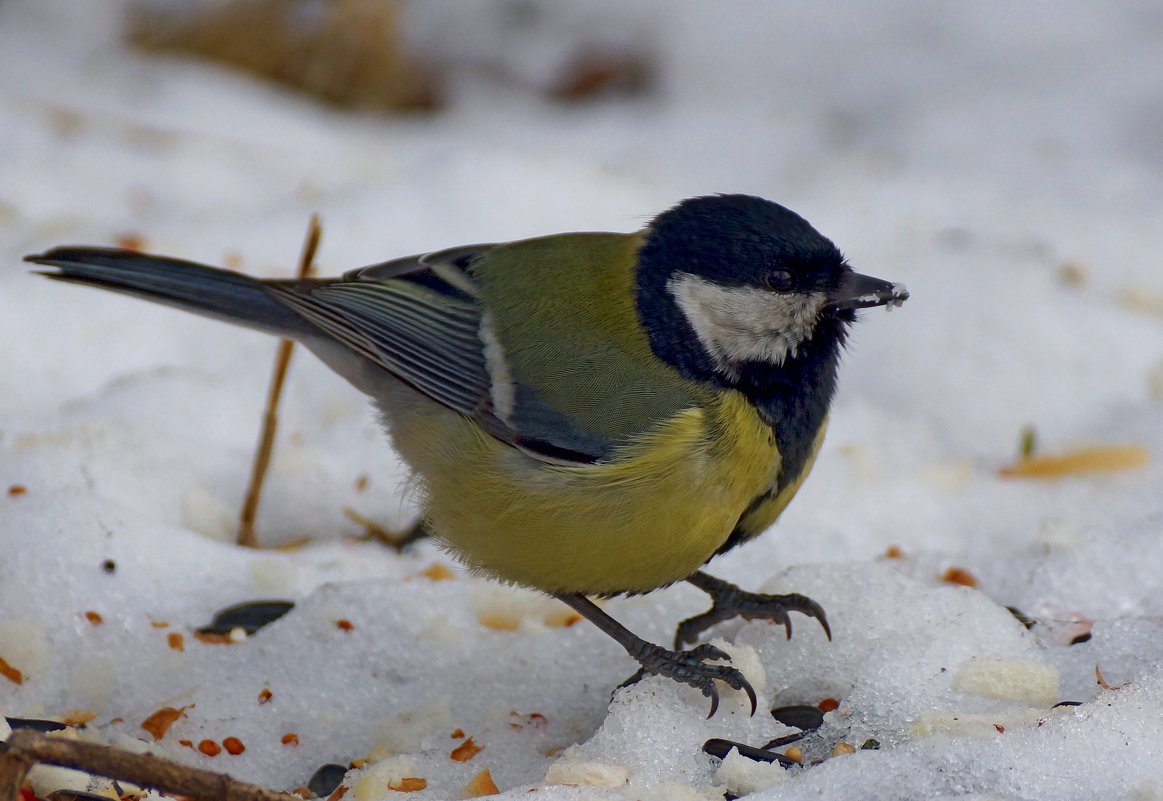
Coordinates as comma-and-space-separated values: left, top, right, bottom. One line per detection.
0, 729, 299, 801
238, 215, 322, 547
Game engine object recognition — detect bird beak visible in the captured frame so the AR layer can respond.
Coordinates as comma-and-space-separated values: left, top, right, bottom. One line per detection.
826, 270, 909, 311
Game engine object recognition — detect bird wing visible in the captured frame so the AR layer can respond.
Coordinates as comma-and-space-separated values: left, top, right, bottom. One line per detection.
268, 238, 695, 465
267, 245, 523, 446
466, 233, 703, 458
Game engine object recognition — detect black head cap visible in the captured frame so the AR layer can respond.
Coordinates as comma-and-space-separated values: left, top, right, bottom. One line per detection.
635, 194, 849, 383
638, 194, 845, 291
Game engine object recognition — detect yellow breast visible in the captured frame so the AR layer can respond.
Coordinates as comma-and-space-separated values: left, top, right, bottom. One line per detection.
389, 387, 781, 595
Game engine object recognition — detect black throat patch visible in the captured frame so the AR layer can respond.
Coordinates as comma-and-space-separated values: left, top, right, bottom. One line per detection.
733, 314, 846, 489
637, 260, 850, 489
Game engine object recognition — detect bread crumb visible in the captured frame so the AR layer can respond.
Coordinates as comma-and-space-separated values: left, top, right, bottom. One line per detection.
714, 748, 788, 796
941, 566, 978, 588
953, 658, 1059, 706
463, 768, 499, 797
451, 737, 483, 762
61, 709, 97, 726
545, 760, 629, 788
420, 562, 455, 581
0, 656, 24, 685
387, 777, 427, 792
141, 706, 188, 740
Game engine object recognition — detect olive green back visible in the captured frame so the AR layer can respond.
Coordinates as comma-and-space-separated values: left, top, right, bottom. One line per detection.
471, 232, 703, 448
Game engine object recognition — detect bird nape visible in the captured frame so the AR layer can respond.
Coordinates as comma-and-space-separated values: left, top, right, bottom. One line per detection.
27, 193, 908, 716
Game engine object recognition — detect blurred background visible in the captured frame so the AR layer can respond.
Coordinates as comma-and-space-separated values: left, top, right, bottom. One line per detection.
3, 0, 1162, 552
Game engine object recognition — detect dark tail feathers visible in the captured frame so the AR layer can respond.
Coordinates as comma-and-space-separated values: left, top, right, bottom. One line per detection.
27, 247, 315, 339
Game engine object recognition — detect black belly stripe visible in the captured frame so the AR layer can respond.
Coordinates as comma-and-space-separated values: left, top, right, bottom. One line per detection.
712, 488, 775, 557
709, 325, 844, 559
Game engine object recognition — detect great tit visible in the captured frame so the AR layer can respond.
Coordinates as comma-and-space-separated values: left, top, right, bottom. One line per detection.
28, 194, 908, 716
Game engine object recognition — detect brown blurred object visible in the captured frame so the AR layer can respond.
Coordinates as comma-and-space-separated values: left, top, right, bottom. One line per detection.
998, 444, 1149, 479
551, 51, 654, 102
126, 0, 442, 112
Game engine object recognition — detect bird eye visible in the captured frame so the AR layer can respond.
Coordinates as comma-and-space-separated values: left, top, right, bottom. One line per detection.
766, 270, 793, 291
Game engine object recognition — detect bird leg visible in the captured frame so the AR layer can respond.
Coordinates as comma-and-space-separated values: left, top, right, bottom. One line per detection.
555, 593, 757, 718
675, 570, 831, 648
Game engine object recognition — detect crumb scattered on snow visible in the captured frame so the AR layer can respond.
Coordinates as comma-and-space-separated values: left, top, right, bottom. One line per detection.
713, 747, 789, 796
951, 657, 1060, 707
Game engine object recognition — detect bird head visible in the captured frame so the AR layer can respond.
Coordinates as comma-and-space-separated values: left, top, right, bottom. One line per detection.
636, 194, 907, 386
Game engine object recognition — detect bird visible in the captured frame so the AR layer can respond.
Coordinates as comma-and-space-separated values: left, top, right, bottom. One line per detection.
28, 194, 908, 716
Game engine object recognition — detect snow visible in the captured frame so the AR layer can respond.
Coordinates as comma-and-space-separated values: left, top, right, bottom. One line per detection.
3, 1, 1163, 799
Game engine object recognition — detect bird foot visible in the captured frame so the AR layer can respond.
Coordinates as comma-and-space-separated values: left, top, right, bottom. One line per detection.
676, 572, 831, 648
620, 642, 757, 718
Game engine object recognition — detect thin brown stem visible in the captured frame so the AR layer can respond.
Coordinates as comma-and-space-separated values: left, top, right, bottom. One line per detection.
0, 745, 36, 801
238, 214, 322, 547
2, 730, 299, 801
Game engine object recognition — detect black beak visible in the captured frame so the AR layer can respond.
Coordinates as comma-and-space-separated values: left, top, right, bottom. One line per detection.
826, 270, 909, 312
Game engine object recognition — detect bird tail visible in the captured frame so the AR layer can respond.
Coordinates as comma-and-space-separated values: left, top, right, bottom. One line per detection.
26, 247, 316, 339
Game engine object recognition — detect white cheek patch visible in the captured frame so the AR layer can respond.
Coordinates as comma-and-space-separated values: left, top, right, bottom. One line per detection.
667, 273, 825, 374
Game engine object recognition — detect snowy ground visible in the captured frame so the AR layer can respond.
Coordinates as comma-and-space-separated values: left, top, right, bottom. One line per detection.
3, 2, 1163, 799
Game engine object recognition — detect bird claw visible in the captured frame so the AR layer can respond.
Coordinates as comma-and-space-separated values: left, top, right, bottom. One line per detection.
675, 584, 831, 648
620, 642, 757, 718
